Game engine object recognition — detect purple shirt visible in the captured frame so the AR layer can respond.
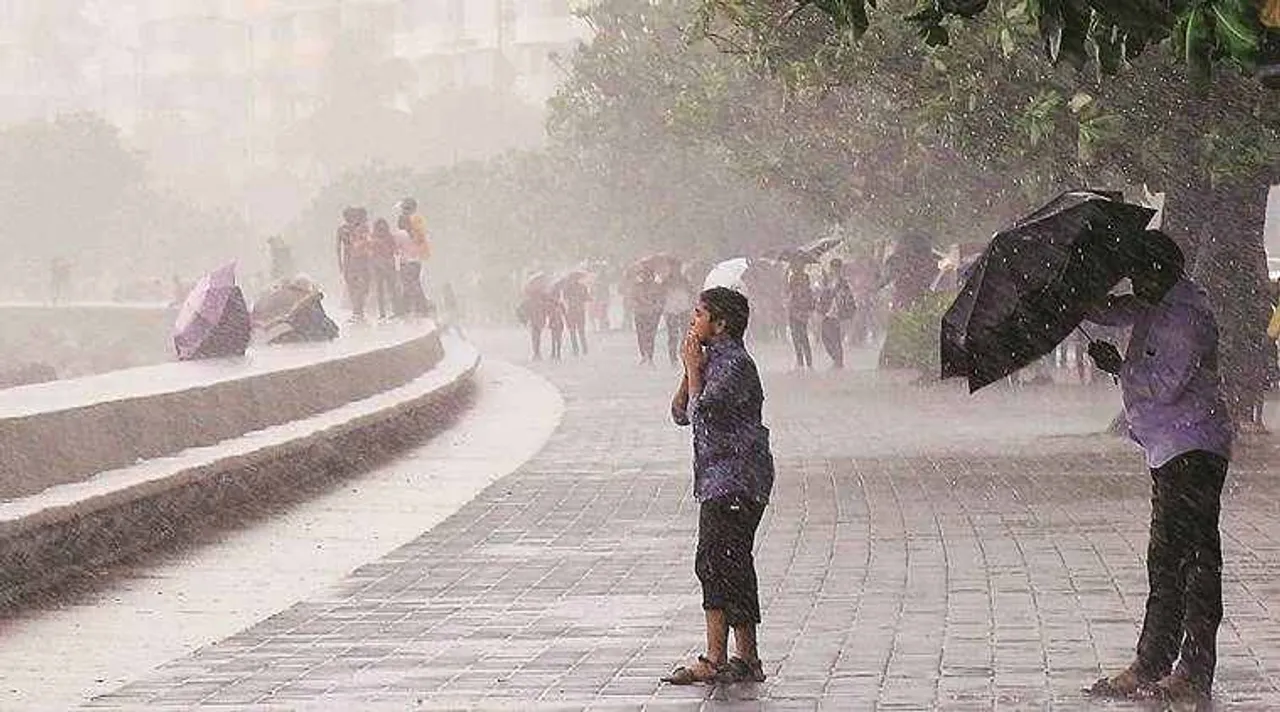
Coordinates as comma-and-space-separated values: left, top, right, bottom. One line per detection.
672, 337, 775, 503
1087, 278, 1233, 468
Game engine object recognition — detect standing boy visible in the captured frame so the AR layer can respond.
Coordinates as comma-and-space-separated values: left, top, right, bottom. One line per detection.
664, 287, 775, 685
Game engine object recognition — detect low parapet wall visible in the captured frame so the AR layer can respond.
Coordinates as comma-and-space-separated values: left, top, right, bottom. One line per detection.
0, 331, 480, 607
0, 322, 444, 501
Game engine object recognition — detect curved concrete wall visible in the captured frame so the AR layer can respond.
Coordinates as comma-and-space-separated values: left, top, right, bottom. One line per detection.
0, 323, 444, 501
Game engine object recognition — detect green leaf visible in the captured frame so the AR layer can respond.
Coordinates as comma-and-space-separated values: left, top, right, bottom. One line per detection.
1058, 0, 1092, 68
1091, 22, 1124, 75
1001, 26, 1017, 56
1045, 13, 1065, 61
1210, 0, 1261, 65
1179, 7, 1213, 84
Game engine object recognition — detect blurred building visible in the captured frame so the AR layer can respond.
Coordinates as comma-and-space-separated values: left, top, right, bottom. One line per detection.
84, 0, 589, 144
58, 0, 590, 227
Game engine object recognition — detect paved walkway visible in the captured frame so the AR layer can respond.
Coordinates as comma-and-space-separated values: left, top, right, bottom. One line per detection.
0, 357, 560, 710
60, 329, 1280, 709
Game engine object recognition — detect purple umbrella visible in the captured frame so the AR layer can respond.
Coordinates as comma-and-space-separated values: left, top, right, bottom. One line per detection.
173, 261, 250, 360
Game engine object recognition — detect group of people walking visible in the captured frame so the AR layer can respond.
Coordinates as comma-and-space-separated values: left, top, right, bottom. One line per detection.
335, 198, 432, 322
784, 258, 858, 370
627, 260, 698, 366
518, 272, 593, 361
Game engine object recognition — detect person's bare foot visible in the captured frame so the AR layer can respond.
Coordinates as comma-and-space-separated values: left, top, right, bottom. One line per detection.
1085, 663, 1159, 699
1154, 672, 1210, 707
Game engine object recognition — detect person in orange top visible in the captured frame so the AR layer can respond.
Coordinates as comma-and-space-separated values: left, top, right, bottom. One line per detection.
395, 197, 432, 317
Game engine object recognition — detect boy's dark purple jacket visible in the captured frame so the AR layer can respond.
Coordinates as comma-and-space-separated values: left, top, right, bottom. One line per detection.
672, 337, 775, 504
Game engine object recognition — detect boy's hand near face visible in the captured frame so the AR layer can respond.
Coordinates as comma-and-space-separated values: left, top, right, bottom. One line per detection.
681, 329, 706, 398
681, 329, 705, 374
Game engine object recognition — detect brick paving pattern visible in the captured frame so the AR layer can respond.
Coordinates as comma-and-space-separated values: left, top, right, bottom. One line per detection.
87, 329, 1280, 710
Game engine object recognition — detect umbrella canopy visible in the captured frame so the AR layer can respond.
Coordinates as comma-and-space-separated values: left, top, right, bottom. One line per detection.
940, 190, 1157, 392
251, 277, 329, 343
772, 236, 844, 265
174, 262, 250, 360
704, 257, 751, 292
800, 236, 843, 259
551, 269, 590, 293
251, 277, 323, 329
522, 271, 551, 296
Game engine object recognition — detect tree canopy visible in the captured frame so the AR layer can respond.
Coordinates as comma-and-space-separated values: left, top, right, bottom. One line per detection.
703, 0, 1280, 85
0, 114, 251, 299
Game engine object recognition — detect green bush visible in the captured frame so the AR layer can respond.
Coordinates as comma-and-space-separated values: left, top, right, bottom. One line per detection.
878, 290, 955, 375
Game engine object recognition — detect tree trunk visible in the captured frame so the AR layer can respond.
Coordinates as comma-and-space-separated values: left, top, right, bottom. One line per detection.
1165, 177, 1273, 430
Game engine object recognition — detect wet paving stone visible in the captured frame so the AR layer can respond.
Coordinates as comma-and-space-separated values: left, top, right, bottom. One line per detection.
85, 329, 1280, 709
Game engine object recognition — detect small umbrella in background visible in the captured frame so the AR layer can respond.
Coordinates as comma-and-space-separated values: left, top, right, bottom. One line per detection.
704, 257, 751, 292
940, 190, 1157, 392
800, 236, 843, 260
772, 236, 844, 265
522, 271, 551, 296
173, 261, 251, 360
551, 269, 590, 294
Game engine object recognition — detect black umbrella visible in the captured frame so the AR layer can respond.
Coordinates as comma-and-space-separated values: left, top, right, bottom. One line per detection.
941, 190, 1156, 392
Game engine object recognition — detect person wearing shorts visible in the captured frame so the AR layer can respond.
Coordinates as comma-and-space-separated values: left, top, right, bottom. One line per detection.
664, 286, 775, 685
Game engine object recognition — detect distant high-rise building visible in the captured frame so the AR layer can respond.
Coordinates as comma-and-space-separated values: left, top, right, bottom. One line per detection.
82, 0, 589, 147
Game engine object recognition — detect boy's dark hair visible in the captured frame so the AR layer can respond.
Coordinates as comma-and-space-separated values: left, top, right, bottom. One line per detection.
1129, 229, 1185, 276
700, 287, 749, 341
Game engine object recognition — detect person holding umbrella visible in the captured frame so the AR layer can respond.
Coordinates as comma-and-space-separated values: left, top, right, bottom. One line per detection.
561, 271, 591, 356
817, 258, 856, 369
938, 193, 1227, 704
1084, 230, 1233, 705
785, 261, 815, 370
518, 272, 551, 361
631, 264, 665, 366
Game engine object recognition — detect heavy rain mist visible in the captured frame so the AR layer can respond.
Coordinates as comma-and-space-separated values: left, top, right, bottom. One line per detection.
0, 1, 1277, 710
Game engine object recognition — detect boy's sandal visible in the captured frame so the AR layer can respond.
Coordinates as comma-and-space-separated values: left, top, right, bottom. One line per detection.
661, 655, 722, 685
724, 656, 767, 683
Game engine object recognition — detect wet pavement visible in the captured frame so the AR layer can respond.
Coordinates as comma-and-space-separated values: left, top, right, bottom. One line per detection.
16, 327, 1280, 710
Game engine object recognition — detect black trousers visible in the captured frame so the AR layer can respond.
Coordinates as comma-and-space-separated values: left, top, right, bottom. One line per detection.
789, 315, 812, 368
635, 311, 661, 362
371, 262, 397, 318
398, 261, 429, 316
567, 316, 587, 355
696, 498, 765, 627
820, 317, 843, 368
1135, 450, 1227, 690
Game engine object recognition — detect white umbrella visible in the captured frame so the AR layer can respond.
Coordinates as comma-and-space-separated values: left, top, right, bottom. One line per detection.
704, 257, 750, 292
